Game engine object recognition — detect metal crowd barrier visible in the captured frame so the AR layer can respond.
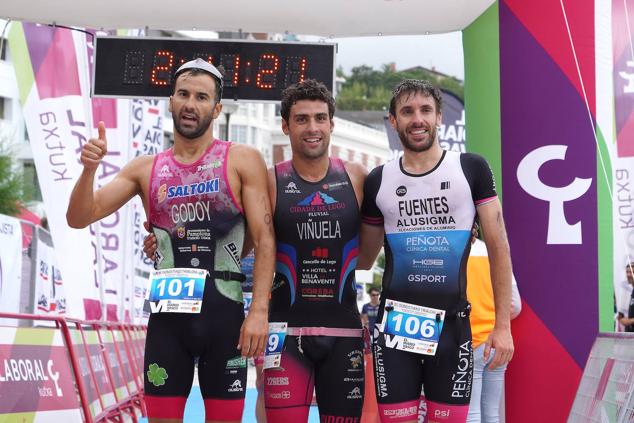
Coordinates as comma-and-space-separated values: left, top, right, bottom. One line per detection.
0, 312, 147, 422
568, 332, 634, 423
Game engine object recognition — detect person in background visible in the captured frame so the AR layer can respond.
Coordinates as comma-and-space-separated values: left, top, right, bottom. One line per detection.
466, 236, 521, 423
361, 287, 381, 337
617, 262, 634, 332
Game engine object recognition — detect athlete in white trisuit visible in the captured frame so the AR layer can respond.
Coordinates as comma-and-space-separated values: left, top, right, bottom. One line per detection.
358, 79, 514, 423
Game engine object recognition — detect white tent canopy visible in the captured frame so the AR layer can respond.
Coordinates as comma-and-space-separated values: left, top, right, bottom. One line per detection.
2, 0, 494, 37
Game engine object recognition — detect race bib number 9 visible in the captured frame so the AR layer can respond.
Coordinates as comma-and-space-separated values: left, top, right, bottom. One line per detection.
147, 268, 207, 313
381, 299, 445, 356
264, 322, 287, 370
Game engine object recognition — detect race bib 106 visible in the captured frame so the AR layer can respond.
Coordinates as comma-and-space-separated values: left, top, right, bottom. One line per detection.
146, 268, 207, 313
380, 299, 445, 356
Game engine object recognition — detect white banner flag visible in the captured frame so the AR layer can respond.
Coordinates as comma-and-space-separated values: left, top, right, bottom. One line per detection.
128, 99, 166, 323
34, 227, 67, 316
0, 214, 22, 325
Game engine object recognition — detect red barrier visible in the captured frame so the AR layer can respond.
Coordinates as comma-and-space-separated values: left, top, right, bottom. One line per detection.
0, 312, 147, 423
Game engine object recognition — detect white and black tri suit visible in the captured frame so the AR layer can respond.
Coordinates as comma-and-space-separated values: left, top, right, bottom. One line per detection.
362, 150, 497, 411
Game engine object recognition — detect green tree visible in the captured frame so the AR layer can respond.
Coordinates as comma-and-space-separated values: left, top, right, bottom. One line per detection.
0, 136, 25, 216
337, 64, 464, 111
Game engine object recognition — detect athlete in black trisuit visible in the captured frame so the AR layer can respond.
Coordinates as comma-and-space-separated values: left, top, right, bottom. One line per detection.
263, 80, 368, 423
67, 59, 275, 423
358, 80, 514, 423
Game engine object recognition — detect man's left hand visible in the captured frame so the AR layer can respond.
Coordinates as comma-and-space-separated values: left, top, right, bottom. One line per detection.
238, 309, 268, 358
483, 325, 514, 370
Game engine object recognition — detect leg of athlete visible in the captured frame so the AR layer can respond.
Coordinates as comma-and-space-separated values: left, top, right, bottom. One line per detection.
373, 332, 424, 423
313, 336, 365, 423
144, 315, 195, 421
255, 358, 267, 423
198, 304, 247, 423
264, 335, 315, 423
422, 319, 473, 423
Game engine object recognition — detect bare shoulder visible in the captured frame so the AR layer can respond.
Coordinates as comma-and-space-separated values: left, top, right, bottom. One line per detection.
229, 143, 265, 168
343, 160, 367, 177
342, 160, 367, 205
343, 160, 367, 186
229, 143, 262, 158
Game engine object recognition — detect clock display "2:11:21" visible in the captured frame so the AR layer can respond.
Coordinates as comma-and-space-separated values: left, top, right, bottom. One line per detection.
124, 49, 308, 90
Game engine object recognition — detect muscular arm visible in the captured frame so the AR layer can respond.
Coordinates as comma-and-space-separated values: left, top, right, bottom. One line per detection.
357, 165, 385, 270
343, 161, 367, 209
358, 224, 384, 270
67, 123, 146, 228
477, 199, 514, 368
232, 145, 275, 357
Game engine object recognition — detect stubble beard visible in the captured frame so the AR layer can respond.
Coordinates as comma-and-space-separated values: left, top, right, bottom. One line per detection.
398, 124, 437, 153
173, 111, 213, 140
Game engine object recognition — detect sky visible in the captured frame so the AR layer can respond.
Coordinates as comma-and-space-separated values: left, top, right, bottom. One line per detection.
330, 32, 464, 80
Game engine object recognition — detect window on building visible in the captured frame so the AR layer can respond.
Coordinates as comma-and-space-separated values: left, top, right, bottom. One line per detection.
231, 125, 248, 144
219, 124, 227, 140
250, 127, 257, 146
0, 40, 6, 61
0, 97, 6, 120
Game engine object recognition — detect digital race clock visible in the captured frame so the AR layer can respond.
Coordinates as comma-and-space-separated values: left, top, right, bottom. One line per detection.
93, 37, 336, 101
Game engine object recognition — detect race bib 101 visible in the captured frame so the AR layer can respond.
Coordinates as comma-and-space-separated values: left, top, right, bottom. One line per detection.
146, 268, 207, 313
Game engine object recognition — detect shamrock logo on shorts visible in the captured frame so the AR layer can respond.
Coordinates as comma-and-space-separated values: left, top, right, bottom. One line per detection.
147, 363, 168, 387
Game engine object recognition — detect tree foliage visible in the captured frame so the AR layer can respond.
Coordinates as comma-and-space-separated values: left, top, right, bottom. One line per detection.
337, 64, 464, 111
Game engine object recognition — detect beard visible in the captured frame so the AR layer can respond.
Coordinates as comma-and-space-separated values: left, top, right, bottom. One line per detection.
172, 110, 213, 140
397, 123, 437, 153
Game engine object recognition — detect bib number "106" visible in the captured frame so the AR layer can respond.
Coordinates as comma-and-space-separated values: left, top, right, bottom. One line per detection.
384, 310, 442, 344
390, 313, 436, 339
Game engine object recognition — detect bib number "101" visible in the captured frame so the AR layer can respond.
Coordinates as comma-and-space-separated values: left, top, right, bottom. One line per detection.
147, 268, 207, 313
153, 279, 196, 299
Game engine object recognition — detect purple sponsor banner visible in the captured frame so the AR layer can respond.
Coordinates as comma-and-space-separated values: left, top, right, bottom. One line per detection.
500, 4, 597, 368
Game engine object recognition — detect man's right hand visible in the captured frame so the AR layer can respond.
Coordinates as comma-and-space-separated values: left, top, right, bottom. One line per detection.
142, 222, 158, 261
81, 121, 108, 171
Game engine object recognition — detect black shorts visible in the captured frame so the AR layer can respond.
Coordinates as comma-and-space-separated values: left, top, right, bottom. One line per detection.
372, 317, 473, 420
264, 334, 365, 423
143, 292, 246, 420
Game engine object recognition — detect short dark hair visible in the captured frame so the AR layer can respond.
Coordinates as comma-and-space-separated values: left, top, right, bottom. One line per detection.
280, 79, 335, 122
368, 287, 380, 295
389, 79, 442, 117
172, 67, 224, 103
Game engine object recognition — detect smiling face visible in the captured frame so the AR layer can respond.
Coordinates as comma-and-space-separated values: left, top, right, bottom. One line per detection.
282, 99, 334, 160
389, 91, 442, 153
169, 72, 222, 140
